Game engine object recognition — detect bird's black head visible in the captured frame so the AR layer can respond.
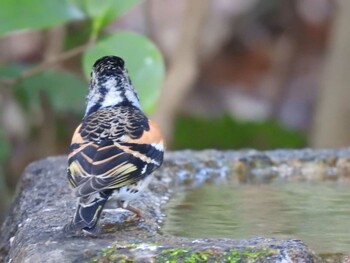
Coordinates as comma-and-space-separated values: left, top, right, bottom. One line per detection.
92, 56, 125, 77
85, 55, 140, 117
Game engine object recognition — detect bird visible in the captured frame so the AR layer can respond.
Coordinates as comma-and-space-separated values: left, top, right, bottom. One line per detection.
63, 55, 164, 235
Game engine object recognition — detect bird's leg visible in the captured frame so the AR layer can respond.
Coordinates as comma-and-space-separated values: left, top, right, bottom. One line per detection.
117, 200, 144, 221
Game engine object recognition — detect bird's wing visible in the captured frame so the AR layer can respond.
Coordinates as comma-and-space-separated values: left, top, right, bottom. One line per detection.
67, 106, 164, 197
67, 124, 97, 188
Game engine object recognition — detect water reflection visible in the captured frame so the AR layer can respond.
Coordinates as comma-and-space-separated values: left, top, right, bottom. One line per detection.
162, 182, 350, 253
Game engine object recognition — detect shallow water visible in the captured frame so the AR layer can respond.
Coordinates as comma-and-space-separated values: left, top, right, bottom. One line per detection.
162, 181, 350, 254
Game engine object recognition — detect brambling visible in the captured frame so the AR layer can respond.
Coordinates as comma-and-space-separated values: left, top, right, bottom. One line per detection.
64, 56, 164, 235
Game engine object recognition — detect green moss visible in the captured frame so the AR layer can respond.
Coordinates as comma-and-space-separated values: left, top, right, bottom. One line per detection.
224, 248, 275, 263
88, 245, 135, 263
157, 247, 215, 263
88, 244, 275, 263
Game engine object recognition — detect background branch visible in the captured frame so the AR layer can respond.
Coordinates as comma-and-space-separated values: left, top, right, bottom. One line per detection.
152, 0, 210, 140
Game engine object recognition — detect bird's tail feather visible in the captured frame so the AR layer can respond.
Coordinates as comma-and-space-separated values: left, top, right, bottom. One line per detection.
64, 191, 111, 234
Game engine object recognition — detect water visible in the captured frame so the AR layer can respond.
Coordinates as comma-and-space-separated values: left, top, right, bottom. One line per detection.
162, 182, 350, 254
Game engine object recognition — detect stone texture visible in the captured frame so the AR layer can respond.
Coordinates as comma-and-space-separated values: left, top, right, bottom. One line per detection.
3, 149, 349, 262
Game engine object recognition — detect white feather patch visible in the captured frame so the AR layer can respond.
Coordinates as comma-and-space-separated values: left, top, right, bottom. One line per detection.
125, 87, 140, 109
101, 79, 123, 107
151, 142, 164, 151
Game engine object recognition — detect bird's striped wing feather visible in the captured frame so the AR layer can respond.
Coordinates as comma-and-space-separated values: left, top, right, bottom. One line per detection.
74, 140, 148, 197
67, 142, 98, 187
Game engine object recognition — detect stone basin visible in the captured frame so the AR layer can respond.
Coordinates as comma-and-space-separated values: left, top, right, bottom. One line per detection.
2, 149, 350, 262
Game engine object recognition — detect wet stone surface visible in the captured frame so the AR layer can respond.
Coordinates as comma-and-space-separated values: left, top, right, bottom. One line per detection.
2, 149, 350, 262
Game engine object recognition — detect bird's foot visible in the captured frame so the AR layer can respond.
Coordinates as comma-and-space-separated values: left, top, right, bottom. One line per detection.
117, 200, 148, 222
82, 225, 101, 237
125, 213, 141, 223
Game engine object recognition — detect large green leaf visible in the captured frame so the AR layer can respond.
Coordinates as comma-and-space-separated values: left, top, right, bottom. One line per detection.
72, 0, 141, 35
13, 71, 87, 116
0, 0, 84, 36
83, 31, 165, 114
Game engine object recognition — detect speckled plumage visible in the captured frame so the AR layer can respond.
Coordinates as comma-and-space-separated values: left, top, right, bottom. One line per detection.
64, 56, 164, 235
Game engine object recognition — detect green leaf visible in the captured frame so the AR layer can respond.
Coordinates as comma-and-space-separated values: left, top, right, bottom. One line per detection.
13, 71, 87, 116
0, 63, 26, 78
0, 65, 87, 115
0, 0, 84, 36
83, 31, 165, 114
73, 0, 141, 35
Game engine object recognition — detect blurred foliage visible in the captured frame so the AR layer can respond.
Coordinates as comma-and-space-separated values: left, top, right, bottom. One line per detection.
14, 71, 87, 115
72, 0, 141, 37
0, 129, 10, 219
0, 0, 164, 116
0, 0, 84, 36
0, 0, 141, 37
0, 65, 86, 116
0, 129, 11, 162
172, 115, 306, 150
